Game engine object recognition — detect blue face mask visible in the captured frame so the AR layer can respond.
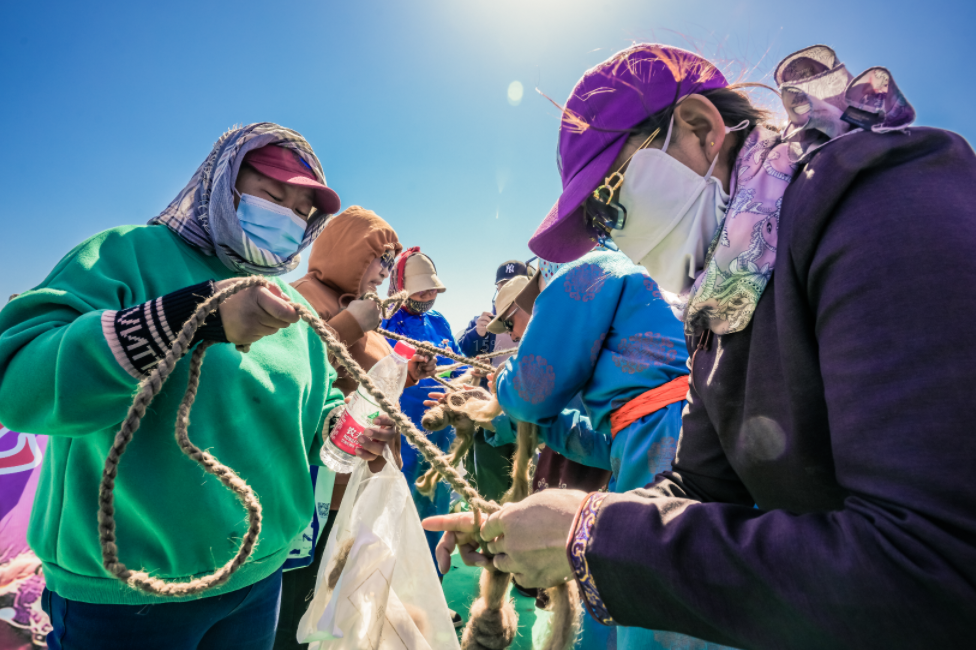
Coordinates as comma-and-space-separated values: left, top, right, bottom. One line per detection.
236, 193, 307, 259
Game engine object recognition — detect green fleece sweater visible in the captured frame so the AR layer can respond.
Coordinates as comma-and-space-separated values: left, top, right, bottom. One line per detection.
0, 225, 343, 604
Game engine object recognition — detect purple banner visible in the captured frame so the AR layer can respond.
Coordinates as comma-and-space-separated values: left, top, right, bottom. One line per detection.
0, 423, 50, 649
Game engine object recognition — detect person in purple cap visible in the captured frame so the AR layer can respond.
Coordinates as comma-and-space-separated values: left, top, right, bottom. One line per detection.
423, 44, 976, 649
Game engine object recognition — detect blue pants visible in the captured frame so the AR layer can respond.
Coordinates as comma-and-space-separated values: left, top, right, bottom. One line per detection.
42, 568, 283, 650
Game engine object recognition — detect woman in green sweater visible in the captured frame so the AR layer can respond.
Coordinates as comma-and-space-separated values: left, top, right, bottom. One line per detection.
0, 123, 396, 650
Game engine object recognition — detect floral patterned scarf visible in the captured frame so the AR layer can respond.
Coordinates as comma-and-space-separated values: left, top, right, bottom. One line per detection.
682, 45, 915, 334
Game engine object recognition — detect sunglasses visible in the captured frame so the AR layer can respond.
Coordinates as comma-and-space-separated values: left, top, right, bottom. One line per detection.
501, 305, 520, 333
379, 251, 396, 273
584, 127, 661, 243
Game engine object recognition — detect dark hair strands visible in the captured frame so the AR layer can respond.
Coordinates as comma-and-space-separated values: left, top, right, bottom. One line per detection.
627, 83, 780, 167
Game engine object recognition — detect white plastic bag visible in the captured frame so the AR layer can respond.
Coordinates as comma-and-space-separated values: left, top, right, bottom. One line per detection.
298, 452, 460, 650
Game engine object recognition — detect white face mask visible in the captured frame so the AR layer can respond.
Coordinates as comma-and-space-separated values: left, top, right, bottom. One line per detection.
614, 118, 747, 294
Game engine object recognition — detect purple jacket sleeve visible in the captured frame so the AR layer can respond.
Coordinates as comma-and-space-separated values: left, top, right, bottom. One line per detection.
581, 129, 976, 649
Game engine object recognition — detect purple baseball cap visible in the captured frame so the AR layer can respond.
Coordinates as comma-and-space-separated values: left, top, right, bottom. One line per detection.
529, 44, 729, 263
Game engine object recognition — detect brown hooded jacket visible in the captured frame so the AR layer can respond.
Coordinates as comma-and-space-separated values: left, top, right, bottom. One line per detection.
292, 206, 404, 502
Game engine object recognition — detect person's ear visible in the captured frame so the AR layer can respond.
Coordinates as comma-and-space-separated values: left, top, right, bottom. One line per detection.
673, 94, 726, 161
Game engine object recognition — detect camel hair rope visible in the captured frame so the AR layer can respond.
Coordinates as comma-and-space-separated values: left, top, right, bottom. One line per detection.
378, 328, 495, 373
435, 346, 518, 375
98, 277, 503, 597
362, 291, 516, 374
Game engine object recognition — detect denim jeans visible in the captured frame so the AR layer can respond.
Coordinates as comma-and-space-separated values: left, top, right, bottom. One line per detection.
42, 567, 283, 650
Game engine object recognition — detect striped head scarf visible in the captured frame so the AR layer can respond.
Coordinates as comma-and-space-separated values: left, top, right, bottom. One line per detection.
389, 247, 421, 296
149, 123, 337, 275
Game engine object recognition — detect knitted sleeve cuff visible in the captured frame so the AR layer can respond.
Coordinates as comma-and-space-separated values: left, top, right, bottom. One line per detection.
568, 491, 615, 626
101, 281, 227, 379
324, 404, 345, 438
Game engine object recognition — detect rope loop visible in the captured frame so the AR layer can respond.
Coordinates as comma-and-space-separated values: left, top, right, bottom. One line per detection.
362, 290, 407, 321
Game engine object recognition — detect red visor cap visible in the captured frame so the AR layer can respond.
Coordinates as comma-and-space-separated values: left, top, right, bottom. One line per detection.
243, 145, 341, 215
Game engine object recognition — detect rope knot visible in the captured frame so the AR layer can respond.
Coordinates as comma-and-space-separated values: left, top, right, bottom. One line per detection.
362, 290, 407, 320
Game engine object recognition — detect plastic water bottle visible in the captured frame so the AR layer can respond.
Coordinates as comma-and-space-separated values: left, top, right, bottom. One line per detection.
320, 340, 416, 472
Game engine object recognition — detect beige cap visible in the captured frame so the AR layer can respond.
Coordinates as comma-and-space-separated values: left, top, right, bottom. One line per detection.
487, 276, 530, 335
403, 253, 446, 295
514, 271, 543, 316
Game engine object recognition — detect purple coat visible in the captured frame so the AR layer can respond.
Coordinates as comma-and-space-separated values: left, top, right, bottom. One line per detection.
581, 128, 976, 649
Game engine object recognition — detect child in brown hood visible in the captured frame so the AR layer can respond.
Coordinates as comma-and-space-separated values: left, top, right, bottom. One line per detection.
274, 206, 435, 650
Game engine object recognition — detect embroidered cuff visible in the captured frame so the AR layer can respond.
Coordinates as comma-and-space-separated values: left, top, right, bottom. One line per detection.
101, 281, 226, 379
568, 491, 615, 625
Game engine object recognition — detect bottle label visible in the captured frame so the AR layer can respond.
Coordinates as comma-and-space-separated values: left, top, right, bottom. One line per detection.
329, 408, 383, 455
330, 409, 365, 455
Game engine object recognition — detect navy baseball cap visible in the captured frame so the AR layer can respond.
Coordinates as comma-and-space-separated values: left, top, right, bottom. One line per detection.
495, 260, 528, 284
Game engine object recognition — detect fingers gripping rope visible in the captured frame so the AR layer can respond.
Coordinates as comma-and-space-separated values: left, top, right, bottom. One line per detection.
99, 277, 499, 597
362, 290, 407, 321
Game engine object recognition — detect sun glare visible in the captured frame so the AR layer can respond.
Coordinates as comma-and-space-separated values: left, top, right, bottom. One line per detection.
507, 80, 524, 106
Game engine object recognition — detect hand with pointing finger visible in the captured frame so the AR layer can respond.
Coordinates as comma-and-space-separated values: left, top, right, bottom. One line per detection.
422, 489, 586, 587
423, 511, 490, 575
479, 489, 587, 588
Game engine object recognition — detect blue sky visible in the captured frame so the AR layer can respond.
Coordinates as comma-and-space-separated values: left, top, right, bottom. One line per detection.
2, 0, 973, 330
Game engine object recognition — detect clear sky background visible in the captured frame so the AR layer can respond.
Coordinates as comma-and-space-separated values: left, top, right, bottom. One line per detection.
2, 0, 973, 331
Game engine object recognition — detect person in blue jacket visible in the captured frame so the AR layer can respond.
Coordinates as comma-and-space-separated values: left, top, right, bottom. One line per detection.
455, 260, 528, 505
381, 247, 463, 561
492, 250, 688, 491
482, 249, 737, 650
456, 259, 529, 358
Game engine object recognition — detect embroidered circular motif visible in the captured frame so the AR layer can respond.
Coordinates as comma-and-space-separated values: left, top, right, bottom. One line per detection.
563, 263, 608, 302
647, 435, 679, 477
612, 332, 677, 374
512, 354, 555, 404
643, 274, 664, 299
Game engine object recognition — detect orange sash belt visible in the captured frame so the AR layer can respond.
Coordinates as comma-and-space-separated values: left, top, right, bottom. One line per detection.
610, 376, 689, 438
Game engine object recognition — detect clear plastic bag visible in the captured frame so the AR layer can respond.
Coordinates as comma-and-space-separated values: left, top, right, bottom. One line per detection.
298, 451, 460, 650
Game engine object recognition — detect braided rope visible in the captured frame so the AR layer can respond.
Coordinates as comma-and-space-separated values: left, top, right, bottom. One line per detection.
99, 277, 499, 596
431, 375, 456, 390
377, 328, 495, 373
435, 362, 466, 374
362, 290, 407, 320
477, 347, 519, 360
363, 289, 506, 374
98, 277, 267, 596
435, 346, 515, 377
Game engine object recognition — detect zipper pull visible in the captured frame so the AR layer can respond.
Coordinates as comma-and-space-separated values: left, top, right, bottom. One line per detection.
690, 330, 712, 393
